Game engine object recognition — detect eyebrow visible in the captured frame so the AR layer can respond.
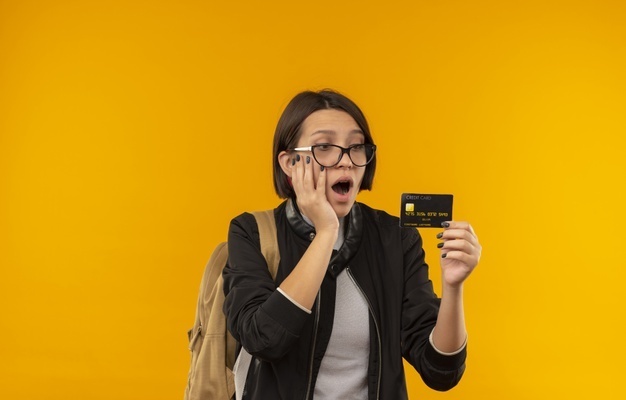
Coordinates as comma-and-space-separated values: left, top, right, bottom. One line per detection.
311, 129, 364, 136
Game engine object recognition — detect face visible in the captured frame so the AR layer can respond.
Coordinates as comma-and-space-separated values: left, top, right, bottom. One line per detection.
283, 109, 367, 218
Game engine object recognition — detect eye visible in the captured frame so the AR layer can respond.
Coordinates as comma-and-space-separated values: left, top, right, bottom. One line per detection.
350, 144, 365, 152
315, 144, 334, 152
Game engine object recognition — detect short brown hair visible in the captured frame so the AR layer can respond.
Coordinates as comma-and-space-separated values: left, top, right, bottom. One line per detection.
273, 90, 377, 199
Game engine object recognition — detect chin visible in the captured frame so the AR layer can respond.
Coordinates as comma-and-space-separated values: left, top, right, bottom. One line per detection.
331, 202, 354, 218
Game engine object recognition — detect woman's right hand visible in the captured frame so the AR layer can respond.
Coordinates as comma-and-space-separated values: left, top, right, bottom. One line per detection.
290, 154, 339, 234
278, 154, 339, 310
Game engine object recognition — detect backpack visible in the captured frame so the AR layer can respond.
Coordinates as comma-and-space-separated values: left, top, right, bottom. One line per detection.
184, 210, 280, 400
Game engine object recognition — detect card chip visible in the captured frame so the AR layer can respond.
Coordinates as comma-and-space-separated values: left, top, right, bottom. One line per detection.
405, 203, 414, 212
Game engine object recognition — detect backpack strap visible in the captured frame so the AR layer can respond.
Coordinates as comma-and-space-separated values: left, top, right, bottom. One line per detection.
251, 210, 280, 279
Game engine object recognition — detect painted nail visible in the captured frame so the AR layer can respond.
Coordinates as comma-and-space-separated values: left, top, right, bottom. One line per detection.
296, 154, 300, 162
437, 243, 444, 248
306, 156, 310, 164
441, 253, 447, 259
292, 158, 296, 166
436, 232, 443, 239
320, 166, 325, 171
441, 222, 450, 228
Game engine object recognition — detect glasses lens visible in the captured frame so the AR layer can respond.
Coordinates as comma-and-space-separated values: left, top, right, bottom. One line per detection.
312, 145, 341, 167
311, 144, 376, 167
349, 144, 375, 166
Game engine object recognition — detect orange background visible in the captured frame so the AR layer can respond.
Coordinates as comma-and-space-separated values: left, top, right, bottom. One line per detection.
1, 0, 625, 399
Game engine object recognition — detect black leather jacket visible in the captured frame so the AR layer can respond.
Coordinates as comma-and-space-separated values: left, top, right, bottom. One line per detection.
223, 200, 466, 399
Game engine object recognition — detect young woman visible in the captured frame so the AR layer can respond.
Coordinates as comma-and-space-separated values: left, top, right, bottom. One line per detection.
223, 90, 481, 399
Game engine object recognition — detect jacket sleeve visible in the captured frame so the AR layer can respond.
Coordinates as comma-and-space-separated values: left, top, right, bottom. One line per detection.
222, 213, 310, 362
400, 227, 467, 391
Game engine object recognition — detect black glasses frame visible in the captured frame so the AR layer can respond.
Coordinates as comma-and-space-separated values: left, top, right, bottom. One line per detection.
290, 144, 376, 168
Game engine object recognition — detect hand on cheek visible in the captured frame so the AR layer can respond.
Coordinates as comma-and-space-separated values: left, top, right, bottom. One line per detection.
290, 154, 338, 234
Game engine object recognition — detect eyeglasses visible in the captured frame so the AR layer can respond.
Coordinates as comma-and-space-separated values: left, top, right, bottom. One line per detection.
290, 144, 376, 168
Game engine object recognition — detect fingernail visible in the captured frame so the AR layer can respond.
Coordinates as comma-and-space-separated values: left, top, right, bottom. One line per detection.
441, 222, 450, 228
320, 166, 325, 171
292, 158, 295, 166
296, 154, 300, 162
441, 253, 447, 259
306, 156, 310, 164
436, 232, 443, 239
437, 243, 444, 248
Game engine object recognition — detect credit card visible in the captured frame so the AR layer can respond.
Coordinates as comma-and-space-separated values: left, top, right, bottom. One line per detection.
400, 193, 453, 228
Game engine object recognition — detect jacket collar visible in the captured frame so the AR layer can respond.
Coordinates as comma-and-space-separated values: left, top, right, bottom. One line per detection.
286, 198, 363, 278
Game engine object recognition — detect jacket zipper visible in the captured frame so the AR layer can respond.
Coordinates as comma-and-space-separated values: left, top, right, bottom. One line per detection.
346, 267, 381, 400
304, 289, 321, 400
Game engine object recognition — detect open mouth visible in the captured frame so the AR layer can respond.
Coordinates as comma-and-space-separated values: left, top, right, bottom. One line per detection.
331, 178, 353, 195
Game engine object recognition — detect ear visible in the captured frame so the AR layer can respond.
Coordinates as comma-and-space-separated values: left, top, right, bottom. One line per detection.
278, 151, 293, 178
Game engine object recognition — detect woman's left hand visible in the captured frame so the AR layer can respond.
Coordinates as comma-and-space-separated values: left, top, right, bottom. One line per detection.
437, 221, 482, 288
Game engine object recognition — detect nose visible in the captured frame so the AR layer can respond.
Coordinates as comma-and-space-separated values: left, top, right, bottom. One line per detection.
336, 148, 353, 169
